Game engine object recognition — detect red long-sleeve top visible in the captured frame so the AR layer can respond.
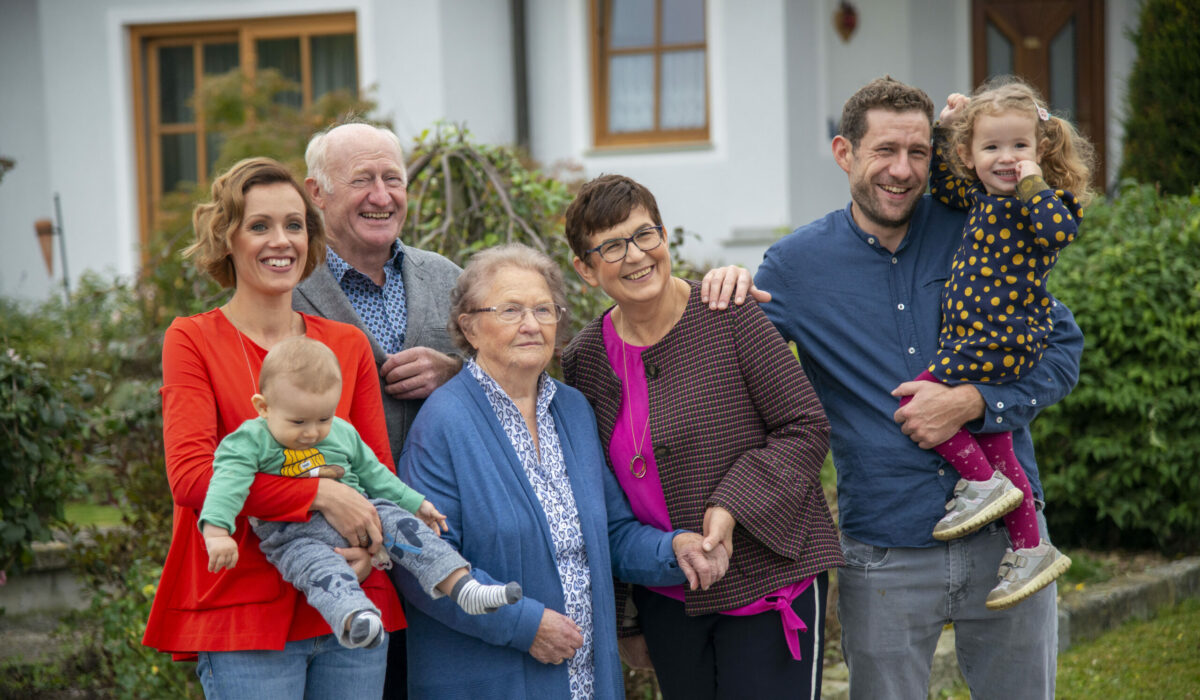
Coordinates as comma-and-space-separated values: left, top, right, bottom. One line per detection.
143, 309, 405, 660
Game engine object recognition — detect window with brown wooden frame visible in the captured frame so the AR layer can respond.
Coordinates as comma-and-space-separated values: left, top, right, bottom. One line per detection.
129, 13, 358, 250
591, 0, 709, 148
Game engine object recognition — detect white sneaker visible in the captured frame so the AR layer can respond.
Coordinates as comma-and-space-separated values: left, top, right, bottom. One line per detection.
932, 472, 1024, 541
986, 541, 1072, 610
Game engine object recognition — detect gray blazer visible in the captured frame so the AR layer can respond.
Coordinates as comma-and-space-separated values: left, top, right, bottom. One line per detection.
294, 243, 462, 465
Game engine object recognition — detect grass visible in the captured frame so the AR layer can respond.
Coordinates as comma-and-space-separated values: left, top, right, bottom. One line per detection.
938, 597, 1200, 699
63, 503, 122, 529
1057, 597, 1200, 699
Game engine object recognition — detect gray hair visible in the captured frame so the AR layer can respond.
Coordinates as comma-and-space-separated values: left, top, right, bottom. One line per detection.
305, 121, 407, 193
449, 243, 570, 356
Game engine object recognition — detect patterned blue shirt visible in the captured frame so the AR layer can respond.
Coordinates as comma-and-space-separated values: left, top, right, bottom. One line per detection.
465, 360, 595, 699
325, 242, 408, 353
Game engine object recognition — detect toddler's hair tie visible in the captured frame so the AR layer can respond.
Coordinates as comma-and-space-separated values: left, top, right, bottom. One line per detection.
1037, 106, 1050, 121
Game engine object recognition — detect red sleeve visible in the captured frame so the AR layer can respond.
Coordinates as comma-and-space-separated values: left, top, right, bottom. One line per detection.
347, 331, 394, 472
161, 317, 316, 522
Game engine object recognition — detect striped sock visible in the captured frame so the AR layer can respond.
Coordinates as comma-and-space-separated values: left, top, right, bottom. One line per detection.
450, 576, 523, 615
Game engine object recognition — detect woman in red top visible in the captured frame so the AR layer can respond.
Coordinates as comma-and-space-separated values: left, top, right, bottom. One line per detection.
142, 157, 404, 697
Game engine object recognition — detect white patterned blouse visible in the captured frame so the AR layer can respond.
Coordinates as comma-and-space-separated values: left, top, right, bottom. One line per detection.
465, 359, 595, 699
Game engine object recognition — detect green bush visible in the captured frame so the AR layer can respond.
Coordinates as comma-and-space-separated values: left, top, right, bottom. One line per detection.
1036, 181, 1200, 551
1118, 0, 1200, 194
0, 349, 93, 573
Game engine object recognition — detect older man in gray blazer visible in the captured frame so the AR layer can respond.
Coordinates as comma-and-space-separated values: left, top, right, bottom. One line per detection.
294, 123, 461, 464
293, 122, 460, 699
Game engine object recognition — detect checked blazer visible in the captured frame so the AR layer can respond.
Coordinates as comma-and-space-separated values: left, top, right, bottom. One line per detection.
563, 280, 844, 616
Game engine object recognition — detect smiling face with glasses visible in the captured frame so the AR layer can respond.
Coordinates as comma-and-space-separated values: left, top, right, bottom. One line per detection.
573, 206, 675, 312
459, 266, 560, 383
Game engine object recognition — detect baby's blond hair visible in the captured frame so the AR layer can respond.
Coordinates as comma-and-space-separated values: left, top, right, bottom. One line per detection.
259, 337, 342, 397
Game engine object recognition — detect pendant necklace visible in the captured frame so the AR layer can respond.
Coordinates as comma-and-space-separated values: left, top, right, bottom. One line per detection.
224, 305, 261, 396
619, 315, 651, 479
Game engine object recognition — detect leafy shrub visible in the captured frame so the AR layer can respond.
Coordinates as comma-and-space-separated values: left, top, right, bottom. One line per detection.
0, 349, 93, 572
1036, 181, 1200, 551
1118, 0, 1200, 194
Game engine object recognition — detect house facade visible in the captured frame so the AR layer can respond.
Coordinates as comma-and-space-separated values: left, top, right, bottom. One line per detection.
0, 0, 1139, 301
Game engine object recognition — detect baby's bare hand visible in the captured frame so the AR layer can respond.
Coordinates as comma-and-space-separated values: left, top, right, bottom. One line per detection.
939, 93, 969, 126
1016, 160, 1043, 181
417, 500, 448, 535
205, 535, 239, 572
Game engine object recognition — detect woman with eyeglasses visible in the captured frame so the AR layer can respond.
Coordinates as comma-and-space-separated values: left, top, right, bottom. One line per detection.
393, 243, 730, 699
561, 175, 843, 700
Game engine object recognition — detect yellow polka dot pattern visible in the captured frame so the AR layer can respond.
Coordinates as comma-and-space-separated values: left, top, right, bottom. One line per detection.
928, 145, 1083, 384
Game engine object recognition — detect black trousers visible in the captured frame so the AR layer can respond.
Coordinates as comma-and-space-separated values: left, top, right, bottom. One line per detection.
634, 571, 829, 700
382, 625, 407, 698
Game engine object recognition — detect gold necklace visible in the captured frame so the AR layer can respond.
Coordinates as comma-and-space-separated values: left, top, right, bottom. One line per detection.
618, 315, 650, 479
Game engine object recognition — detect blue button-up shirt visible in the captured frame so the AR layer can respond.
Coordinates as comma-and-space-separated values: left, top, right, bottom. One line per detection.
756, 197, 1083, 548
326, 242, 408, 353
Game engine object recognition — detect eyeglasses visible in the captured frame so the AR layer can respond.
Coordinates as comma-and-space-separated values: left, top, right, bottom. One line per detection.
466, 303, 565, 325
584, 225, 665, 263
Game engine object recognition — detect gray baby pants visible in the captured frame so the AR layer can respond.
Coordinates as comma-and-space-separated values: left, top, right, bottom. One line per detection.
253, 498, 468, 645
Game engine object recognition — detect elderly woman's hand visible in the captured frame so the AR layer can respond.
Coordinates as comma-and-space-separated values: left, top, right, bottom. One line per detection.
529, 609, 583, 665
671, 532, 730, 590
313, 479, 384, 555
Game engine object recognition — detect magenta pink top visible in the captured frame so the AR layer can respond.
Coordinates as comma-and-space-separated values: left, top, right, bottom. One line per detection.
602, 312, 814, 660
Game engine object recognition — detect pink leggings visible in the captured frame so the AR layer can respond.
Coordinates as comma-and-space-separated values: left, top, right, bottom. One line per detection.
901, 371, 1039, 550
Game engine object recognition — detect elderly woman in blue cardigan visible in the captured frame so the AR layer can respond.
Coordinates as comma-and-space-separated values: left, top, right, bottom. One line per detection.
395, 243, 728, 699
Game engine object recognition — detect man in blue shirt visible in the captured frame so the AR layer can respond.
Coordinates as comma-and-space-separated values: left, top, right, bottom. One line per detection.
713, 78, 1082, 699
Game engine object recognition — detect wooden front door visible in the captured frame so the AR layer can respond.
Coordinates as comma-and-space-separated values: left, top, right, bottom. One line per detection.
971, 0, 1106, 185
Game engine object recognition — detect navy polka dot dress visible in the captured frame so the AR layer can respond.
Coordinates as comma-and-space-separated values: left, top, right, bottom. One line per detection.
928, 146, 1083, 384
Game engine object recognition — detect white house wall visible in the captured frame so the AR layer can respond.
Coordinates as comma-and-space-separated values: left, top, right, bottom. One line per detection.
0, 0, 516, 301
0, 0, 56, 301
526, 0, 795, 274
0, 0, 1142, 302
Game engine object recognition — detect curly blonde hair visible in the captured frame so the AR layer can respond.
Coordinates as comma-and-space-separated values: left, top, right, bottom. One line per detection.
183, 157, 326, 289
946, 75, 1096, 206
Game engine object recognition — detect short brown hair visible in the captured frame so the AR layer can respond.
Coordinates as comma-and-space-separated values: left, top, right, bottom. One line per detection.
448, 244, 569, 356
184, 157, 326, 289
564, 174, 663, 261
839, 76, 935, 148
259, 336, 342, 397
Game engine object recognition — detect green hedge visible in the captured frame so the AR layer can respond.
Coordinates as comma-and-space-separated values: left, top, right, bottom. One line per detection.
0, 350, 93, 573
1118, 0, 1200, 195
1036, 181, 1200, 551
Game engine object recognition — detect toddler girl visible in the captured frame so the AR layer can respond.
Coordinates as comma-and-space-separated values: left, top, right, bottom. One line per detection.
905, 75, 1094, 609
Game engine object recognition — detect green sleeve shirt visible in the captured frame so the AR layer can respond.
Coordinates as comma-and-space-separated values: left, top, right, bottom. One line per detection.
200, 416, 425, 534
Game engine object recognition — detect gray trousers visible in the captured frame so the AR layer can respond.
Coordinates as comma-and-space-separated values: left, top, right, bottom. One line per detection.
837, 510, 1058, 700
254, 498, 468, 646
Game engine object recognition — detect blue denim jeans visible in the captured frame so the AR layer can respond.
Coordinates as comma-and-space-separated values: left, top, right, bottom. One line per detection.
195, 632, 388, 699
837, 512, 1057, 700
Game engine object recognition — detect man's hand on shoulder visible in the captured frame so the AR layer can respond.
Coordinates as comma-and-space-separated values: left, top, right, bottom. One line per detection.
380, 347, 462, 400
700, 266, 772, 310
891, 381, 985, 449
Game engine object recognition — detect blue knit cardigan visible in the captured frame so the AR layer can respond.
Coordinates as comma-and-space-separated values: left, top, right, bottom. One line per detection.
395, 370, 686, 699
